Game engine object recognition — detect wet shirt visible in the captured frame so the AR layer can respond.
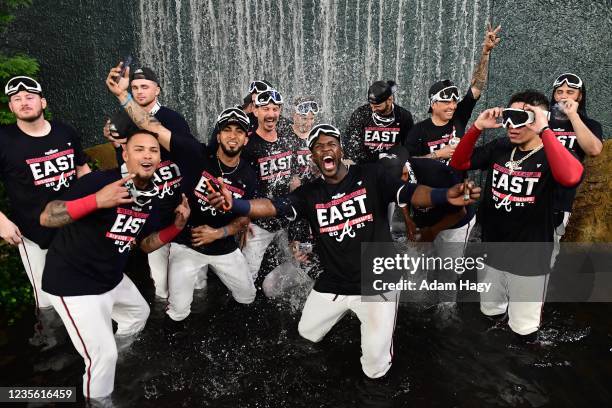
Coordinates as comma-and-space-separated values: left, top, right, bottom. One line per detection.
549, 116, 603, 212
171, 137, 258, 256
275, 163, 415, 295
468, 137, 559, 273
242, 122, 297, 231
115, 105, 192, 228
405, 89, 478, 158
343, 104, 414, 164
0, 121, 87, 248
42, 170, 160, 296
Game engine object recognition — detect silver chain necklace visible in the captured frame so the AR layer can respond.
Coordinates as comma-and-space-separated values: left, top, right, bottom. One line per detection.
505, 144, 544, 173
217, 156, 239, 176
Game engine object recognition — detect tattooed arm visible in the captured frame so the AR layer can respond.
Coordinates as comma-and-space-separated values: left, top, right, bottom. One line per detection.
105, 64, 173, 151
470, 23, 501, 99
40, 174, 135, 228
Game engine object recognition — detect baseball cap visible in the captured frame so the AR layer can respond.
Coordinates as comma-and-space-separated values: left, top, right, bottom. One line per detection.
368, 80, 397, 104
216, 107, 250, 132
130, 67, 159, 85
109, 110, 139, 141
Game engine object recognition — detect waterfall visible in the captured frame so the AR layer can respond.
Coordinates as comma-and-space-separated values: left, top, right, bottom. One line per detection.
136, 0, 491, 140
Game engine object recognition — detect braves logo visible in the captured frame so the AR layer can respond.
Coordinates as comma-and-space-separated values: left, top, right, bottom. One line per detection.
52, 172, 70, 191
158, 181, 174, 199
335, 220, 356, 242
494, 194, 513, 212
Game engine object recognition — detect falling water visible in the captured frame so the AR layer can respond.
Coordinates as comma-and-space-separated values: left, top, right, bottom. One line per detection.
136, 0, 491, 140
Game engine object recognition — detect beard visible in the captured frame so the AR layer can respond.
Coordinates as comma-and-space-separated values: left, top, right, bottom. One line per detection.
16, 108, 44, 122
220, 143, 244, 157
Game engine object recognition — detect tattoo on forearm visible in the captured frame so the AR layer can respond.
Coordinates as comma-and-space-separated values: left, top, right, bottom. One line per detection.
125, 99, 161, 130
41, 201, 73, 227
471, 52, 490, 91
140, 232, 163, 253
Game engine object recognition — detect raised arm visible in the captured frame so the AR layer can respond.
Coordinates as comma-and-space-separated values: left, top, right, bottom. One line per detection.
470, 23, 501, 99
139, 194, 190, 253
105, 63, 172, 151
40, 174, 135, 228
450, 107, 503, 170
561, 99, 603, 156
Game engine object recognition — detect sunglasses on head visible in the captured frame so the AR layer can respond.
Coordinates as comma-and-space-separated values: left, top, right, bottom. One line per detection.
553, 73, 582, 89
307, 124, 341, 149
5, 76, 42, 96
255, 90, 284, 107
430, 86, 460, 103
295, 101, 320, 115
249, 80, 273, 94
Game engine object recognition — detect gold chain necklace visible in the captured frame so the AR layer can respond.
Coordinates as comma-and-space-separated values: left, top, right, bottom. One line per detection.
505, 144, 544, 174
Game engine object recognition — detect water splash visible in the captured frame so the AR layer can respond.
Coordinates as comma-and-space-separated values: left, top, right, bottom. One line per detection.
136, 0, 490, 140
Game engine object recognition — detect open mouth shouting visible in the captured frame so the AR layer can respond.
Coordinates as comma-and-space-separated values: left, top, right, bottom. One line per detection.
140, 161, 156, 174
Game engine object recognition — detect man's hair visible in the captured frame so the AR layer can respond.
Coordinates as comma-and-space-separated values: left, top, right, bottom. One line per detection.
126, 129, 159, 143
508, 90, 549, 109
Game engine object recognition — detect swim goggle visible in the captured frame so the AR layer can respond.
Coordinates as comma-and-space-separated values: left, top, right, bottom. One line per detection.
255, 90, 284, 107
120, 164, 159, 207
553, 73, 582, 89
216, 107, 250, 129
430, 86, 460, 103
372, 111, 395, 127
249, 80, 273, 94
307, 123, 341, 149
295, 101, 320, 115
5, 76, 42, 96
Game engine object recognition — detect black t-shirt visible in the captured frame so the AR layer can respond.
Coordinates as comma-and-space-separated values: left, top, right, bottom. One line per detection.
42, 170, 160, 296
171, 137, 258, 255
469, 137, 560, 273
115, 105, 192, 228
242, 122, 298, 231
0, 121, 87, 248
405, 157, 473, 229
343, 104, 414, 164
405, 89, 478, 158
276, 163, 415, 295
549, 115, 603, 212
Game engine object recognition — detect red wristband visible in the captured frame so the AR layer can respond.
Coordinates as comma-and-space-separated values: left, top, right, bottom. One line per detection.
158, 224, 182, 244
66, 194, 98, 221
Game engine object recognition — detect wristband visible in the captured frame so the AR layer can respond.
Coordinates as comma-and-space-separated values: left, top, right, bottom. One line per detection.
120, 93, 133, 108
232, 199, 251, 216
158, 224, 182, 244
538, 126, 550, 136
222, 226, 228, 238
66, 194, 98, 221
430, 188, 449, 206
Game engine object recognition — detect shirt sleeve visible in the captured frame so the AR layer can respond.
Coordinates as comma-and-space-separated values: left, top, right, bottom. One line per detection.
469, 138, 506, 171
272, 185, 308, 221
454, 88, 479, 127
398, 108, 415, 147
404, 124, 426, 157
343, 106, 368, 162
374, 163, 417, 206
68, 125, 88, 167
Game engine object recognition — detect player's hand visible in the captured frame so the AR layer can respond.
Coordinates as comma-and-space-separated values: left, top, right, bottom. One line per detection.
106, 62, 130, 98
447, 181, 481, 206
0, 215, 23, 246
290, 241, 310, 264
95, 174, 135, 208
559, 99, 579, 119
191, 224, 220, 246
238, 223, 254, 249
103, 118, 123, 147
173, 194, 190, 229
482, 22, 501, 54
435, 144, 456, 159
524, 104, 549, 134
289, 175, 301, 192
207, 179, 233, 210
400, 207, 417, 241
474, 107, 503, 130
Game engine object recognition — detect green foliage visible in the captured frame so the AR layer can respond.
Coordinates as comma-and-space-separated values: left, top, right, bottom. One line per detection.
0, 0, 38, 325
